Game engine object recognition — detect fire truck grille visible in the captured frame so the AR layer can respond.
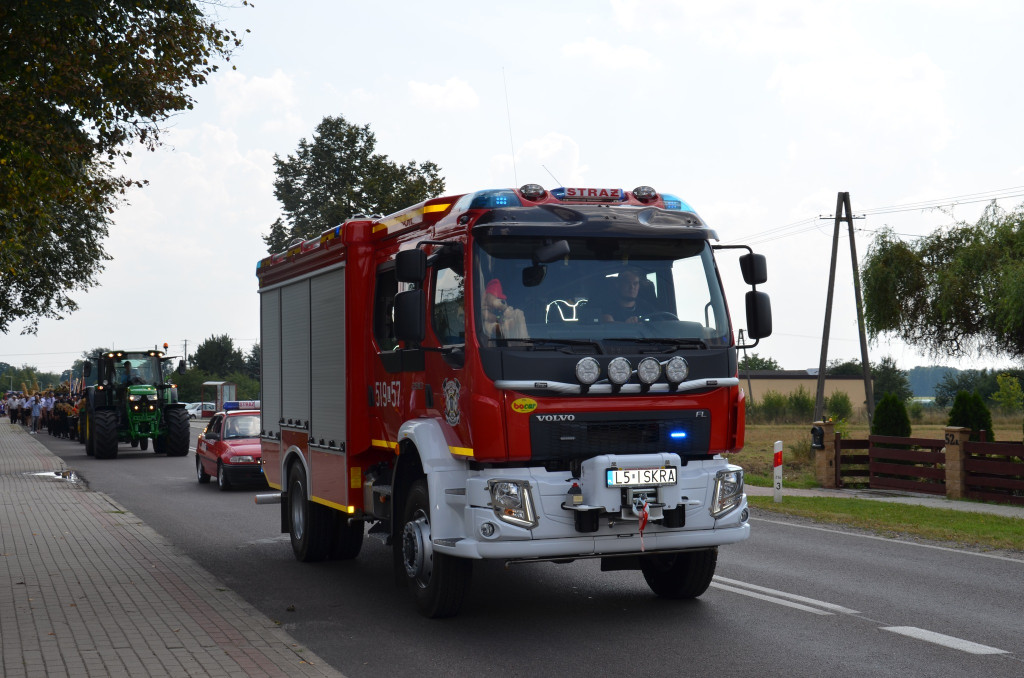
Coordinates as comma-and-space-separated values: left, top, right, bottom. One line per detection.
528, 411, 712, 461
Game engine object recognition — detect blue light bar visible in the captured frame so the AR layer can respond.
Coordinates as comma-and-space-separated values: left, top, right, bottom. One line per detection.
467, 190, 522, 209
660, 193, 694, 212
670, 431, 688, 439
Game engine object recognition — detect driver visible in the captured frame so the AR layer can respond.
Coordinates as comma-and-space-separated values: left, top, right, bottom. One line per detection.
600, 268, 653, 323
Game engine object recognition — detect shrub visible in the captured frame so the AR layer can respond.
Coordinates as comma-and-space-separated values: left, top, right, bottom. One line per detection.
871, 392, 911, 437
948, 390, 995, 442
907, 399, 925, 423
824, 391, 853, 421
759, 390, 788, 423
787, 385, 815, 421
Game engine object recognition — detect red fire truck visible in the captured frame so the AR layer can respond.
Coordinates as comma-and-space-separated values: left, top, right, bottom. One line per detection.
256, 183, 772, 617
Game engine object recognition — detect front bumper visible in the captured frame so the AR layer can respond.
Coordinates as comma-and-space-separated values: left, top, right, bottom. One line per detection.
431, 455, 749, 562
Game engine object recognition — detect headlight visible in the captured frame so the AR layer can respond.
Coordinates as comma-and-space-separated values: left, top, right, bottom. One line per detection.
575, 357, 600, 385
128, 394, 142, 402
710, 466, 744, 518
637, 357, 661, 384
488, 479, 537, 528
607, 357, 631, 385
230, 456, 255, 464
665, 356, 688, 384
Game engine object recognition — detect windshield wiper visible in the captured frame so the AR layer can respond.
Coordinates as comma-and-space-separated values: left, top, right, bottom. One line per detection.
492, 337, 603, 353
604, 337, 708, 352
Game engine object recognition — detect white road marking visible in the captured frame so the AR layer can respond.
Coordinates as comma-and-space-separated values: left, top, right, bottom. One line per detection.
711, 582, 833, 615
714, 576, 859, 614
882, 627, 1008, 655
751, 516, 1024, 564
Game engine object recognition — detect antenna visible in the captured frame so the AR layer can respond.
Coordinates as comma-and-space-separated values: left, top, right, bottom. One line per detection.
542, 164, 562, 187
502, 68, 517, 186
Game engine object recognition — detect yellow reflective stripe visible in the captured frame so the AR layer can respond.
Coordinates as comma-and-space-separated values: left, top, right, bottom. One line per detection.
371, 438, 398, 450
423, 203, 449, 214
372, 203, 451, 232
266, 480, 282, 490
449, 446, 473, 457
312, 495, 355, 513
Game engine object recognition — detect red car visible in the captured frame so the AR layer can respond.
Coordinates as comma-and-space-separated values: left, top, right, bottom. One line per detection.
195, 409, 266, 491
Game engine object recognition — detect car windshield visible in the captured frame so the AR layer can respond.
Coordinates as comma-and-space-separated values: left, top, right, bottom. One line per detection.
472, 236, 731, 348
223, 414, 259, 439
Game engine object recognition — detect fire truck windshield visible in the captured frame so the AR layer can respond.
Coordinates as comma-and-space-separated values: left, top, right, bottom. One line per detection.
473, 237, 731, 348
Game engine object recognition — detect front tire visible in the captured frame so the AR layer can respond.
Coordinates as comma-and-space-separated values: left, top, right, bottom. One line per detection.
397, 479, 471, 618
217, 462, 231, 491
640, 548, 718, 599
196, 456, 211, 484
92, 410, 119, 460
139, 437, 149, 451
163, 408, 190, 457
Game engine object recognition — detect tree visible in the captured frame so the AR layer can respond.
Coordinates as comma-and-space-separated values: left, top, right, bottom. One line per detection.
871, 393, 911, 437
263, 115, 446, 253
948, 391, 994, 442
872, 356, 912, 403
861, 203, 1024, 360
192, 335, 245, 377
991, 374, 1024, 414
738, 353, 780, 371
934, 369, 999, 408
243, 343, 261, 381
0, 1, 245, 334
826, 358, 862, 376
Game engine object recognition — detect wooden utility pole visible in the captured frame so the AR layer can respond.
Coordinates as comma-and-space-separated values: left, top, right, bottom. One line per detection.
813, 192, 875, 424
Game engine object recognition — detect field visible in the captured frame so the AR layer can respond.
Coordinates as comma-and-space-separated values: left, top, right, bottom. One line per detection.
733, 413, 1024, 488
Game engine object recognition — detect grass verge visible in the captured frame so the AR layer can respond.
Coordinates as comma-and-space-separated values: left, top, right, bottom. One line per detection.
748, 495, 1024, 552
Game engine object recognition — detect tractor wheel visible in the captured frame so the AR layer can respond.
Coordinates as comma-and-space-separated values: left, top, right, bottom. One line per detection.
92, 410, 119, 460
640, 547, 718, 599
83, 412, 95, 457
162, 408, 190, 457
139, 437, 149, 451
397, 479, 471, 618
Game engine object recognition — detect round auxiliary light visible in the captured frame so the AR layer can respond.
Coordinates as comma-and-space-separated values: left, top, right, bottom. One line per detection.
637, 357, 662, 385
633, 185, 657, 202
520, 183, 547, 200
575, 357, 600, 386
607, 357, 632, 385
665, 356, 689, 384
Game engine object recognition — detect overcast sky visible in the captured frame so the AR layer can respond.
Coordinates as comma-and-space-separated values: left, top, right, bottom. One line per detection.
4, 0, 1024, 377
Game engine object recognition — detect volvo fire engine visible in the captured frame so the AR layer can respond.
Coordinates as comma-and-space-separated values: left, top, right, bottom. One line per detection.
256, 183, 772, 617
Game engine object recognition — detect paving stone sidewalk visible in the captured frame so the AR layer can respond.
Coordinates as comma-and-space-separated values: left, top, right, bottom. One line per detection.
0, 421, 345, 678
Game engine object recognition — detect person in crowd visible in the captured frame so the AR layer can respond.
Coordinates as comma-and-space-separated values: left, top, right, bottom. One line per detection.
29, 394, 42, 434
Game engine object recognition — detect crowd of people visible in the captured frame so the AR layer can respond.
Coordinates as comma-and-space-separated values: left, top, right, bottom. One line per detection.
2, 391, 84, 439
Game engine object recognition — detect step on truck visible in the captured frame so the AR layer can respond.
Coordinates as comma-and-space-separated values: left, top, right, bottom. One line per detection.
256, 184, 772, 617
81, 348, 190, 459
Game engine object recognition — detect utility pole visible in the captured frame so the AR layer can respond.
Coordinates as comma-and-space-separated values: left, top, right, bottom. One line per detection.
813, 192, 875, 424
183, 340, 188, 367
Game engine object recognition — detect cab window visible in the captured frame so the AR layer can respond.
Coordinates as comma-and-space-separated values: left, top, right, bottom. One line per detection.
432, 266, 465, 345
373, 267, 399, 351
206, 414, 223, 438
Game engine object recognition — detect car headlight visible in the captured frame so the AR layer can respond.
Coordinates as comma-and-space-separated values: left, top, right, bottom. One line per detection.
488, 479, 537, 528
710, 466, 744, 518
229, 456, 255, 464
128, 394, 142, 402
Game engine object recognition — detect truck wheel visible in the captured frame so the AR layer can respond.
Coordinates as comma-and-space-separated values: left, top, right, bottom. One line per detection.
397, 479, 471, 618
163, 408, 190, 457
92, 410, 119, 460
287, 464, 331, 562
640, 547, 718, 599
196, 457, 211, 484
330, 513, 364, 561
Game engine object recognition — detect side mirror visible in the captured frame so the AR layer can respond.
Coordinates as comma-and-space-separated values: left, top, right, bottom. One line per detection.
177, 359, 186, 375
394, 289, 426, 346
83, 362, 92, 378
745, 291, 772, 339
395, 249, 426, 283
739, 253, 768, 285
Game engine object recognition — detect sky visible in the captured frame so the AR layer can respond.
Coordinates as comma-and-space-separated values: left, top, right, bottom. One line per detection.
4, 0, 1024, 378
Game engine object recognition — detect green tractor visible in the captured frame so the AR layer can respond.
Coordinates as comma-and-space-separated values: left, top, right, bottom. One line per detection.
81, 349, 190, 459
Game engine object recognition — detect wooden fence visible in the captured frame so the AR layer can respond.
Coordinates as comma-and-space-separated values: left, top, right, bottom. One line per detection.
962, 440, 1024, 506
817, 423, 1024, 506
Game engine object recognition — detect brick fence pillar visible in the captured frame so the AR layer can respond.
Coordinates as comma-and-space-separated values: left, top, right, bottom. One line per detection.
814, 420, 837, 488
944, 426, 969, 500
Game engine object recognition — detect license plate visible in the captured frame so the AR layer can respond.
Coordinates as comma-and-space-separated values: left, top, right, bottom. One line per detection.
607, 467, 677, 487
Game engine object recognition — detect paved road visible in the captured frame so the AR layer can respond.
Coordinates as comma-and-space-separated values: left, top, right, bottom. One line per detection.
38, 424, 1024, 678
